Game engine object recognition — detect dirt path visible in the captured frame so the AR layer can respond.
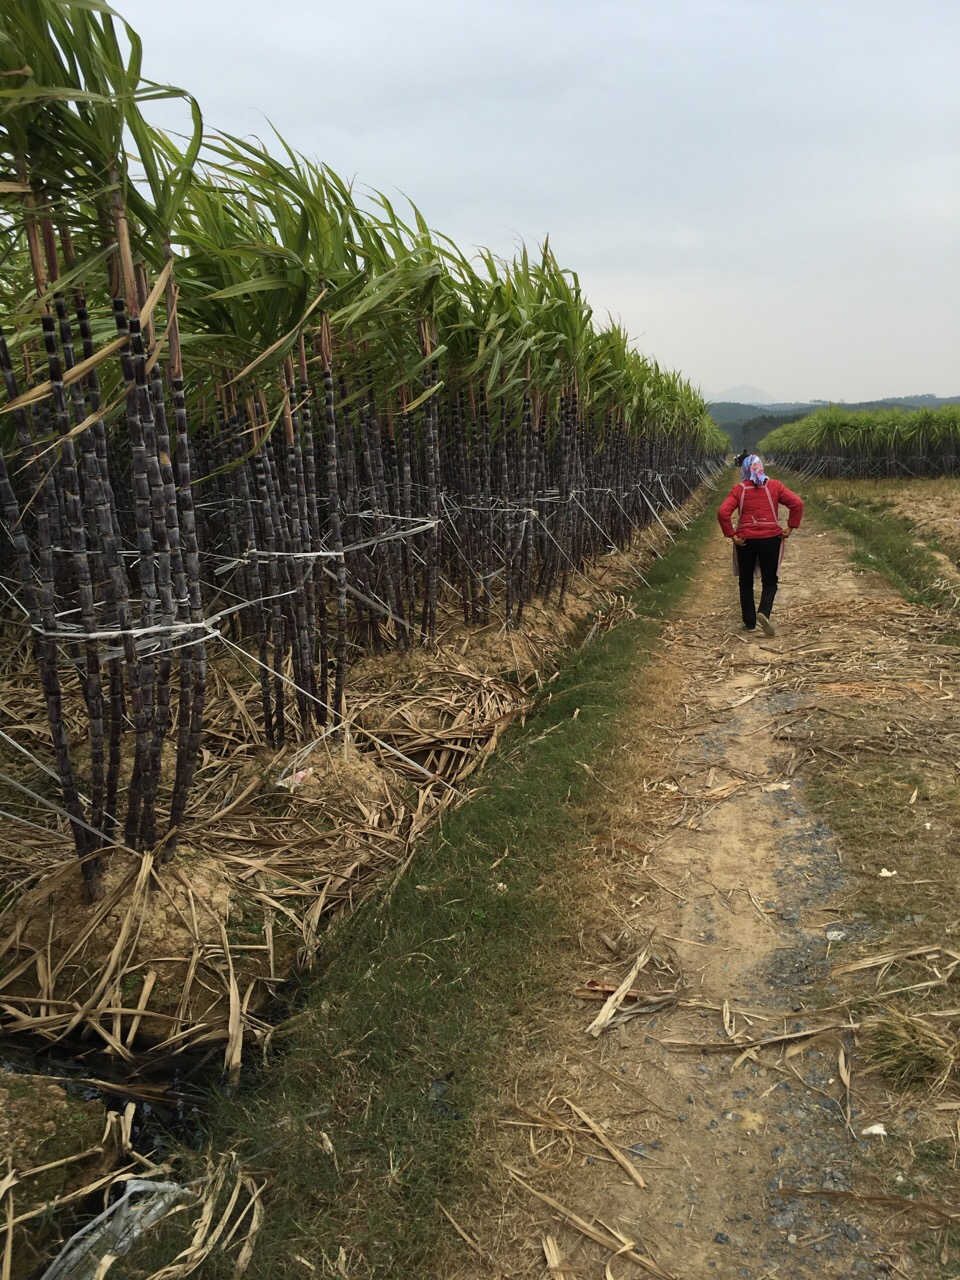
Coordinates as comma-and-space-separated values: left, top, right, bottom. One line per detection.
445, 517, 927, 1280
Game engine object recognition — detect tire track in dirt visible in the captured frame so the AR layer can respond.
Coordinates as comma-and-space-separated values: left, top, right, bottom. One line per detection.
445, 518, 914, 1280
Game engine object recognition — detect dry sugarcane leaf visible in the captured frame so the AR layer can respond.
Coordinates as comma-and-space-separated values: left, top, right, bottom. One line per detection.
543, 1233, 578, 1276
218, 918, 244, 1078
138, 257, 174, 331
563, 1098, 646, 1189
191, 777, 264, 830
62, 857, 154, 1037
141, 1162, 229, 1279
722, 999, 736, 1040
838, 1044, 853, 1134
506, 1168, 674, 1278
661, 1021, 856, 1055
0, 336, 129, 415
13, 1145, 104, 1183
586, 946, 652, 1038
18, 387, 127, 471
124, 969, 158, 1048
0, 1162, 138, 1234
777, 1184, 960, 1223
229, 1179, 266, 1276
226, 290, 327, 385
437, 1202, 490, 1261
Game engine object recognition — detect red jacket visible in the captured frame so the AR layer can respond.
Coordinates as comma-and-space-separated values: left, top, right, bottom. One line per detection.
717, 478, 803, 540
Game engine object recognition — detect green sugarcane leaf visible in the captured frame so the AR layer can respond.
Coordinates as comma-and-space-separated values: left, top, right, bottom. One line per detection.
202, 278, 296, 301
400, 379, 445, 414
48, 0, 120, 12
12, 242, 116, 315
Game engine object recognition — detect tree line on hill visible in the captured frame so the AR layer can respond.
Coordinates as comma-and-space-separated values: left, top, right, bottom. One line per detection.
711, 395, 960, 454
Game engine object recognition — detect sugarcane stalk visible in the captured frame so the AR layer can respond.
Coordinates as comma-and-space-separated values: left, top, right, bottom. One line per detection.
165, 267, 206, 855
45, 301, 108, 849
113, 299, 157, 850
128, 313, 175, 850
417, 319, 439, 644
0, 328, 103, 900
318, 317, 347, 724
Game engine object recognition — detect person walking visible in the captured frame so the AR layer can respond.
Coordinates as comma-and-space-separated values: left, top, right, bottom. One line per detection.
717, 454, 803, 636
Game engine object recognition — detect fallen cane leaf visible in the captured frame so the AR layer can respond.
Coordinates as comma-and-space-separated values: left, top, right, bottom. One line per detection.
506, 1167, 675, 1278
585, 945, 652, 1038
563, 1098, 646, 1189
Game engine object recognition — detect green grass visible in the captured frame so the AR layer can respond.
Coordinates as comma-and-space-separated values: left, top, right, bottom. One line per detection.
123, 506, 715, 1280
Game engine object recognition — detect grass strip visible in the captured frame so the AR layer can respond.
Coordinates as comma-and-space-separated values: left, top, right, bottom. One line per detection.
797, 475, 958, 612
777, 477, 960, 1275
125, 505, 714, 1280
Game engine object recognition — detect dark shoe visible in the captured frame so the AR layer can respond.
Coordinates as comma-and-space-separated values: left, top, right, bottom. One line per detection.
758, 612, 776, 637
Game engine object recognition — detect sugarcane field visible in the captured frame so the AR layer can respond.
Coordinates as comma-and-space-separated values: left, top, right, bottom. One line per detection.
2, 3, 960, 1279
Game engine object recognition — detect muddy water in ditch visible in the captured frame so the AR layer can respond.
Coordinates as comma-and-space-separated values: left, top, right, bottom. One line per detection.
450, 521, 906, 1280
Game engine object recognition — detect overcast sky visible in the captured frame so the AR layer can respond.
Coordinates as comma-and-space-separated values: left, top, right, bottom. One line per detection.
115, 0, 959, 403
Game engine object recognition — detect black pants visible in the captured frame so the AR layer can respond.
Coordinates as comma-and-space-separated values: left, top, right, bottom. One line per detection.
737, 537, 781, 628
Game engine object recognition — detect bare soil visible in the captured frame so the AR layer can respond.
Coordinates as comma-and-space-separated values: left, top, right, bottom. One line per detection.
0, 1072, 109, 1273
437, 518, 960, 1280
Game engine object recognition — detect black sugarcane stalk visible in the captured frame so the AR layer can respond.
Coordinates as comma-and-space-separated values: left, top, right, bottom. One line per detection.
399, 405, 416, 641
61, 305, 135, 846
113, 300, 156, 850
297, 341, 328, 724
451, 391, 473, 625
515, 392, 534, 622
249, 420, 286, 748
127, 315, 174, 851
361, 398, 402, 640
381, 423, 407, 640
280, 382, 315, 733
557, 390, 576, 607
147, 332, 193, 851
0, 331, 101, 900
50, 299, 108, 844
292, 352, 321, 714
74, 297, 122, 543
165, 269, 206, 855
287, 359, 319, 705
478, 390, 493, 624
230, 392, 274, 741
355, 404, 381, 650
499, 416, 515, 625
320, 319, 348, 725
418, 321, 440, 643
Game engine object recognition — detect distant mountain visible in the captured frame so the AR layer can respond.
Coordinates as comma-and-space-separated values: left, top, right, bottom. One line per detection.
710, 384, 777, 405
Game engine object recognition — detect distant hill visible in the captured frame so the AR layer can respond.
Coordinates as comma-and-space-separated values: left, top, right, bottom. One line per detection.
710, 384, 777, 405
709, 394, 960, 452
708, 401, 812, 426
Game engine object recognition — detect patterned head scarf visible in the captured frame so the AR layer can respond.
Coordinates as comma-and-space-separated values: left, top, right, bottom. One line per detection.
741, 453, 767, 486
